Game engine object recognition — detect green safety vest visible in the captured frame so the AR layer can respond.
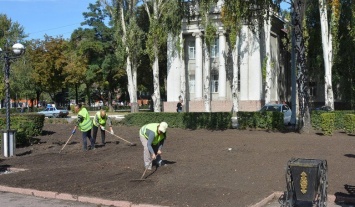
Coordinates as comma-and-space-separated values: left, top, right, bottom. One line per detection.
94, 111, 107, 127
140, 123, 166, 145
78, 107, 92, 132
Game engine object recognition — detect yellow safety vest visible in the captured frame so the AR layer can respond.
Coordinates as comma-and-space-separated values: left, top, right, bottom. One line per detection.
140, 123, 166, 145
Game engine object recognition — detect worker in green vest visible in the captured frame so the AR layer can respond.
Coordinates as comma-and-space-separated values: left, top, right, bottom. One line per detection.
139, 122, 168, 170
71, 103, 95, 151
92, 109, 113, 146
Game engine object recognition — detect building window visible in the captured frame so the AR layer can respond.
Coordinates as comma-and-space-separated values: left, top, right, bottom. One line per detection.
210, 38, 219, 58
188, 41, 195, 60
309, 82, 317, 97
211, 74, 218, 93
189, 75, 195, 93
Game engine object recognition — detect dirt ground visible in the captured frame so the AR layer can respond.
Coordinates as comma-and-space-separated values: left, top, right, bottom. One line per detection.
1, 123, 355, 207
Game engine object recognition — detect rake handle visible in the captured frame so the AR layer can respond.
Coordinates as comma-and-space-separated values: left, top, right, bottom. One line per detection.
104, 129, 135, 145
59, 133, 74, 153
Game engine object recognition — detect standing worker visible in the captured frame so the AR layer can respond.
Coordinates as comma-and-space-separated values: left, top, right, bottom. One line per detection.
139, 122, 168, 170
92, 109, 114, 146
71, 103, 95, 151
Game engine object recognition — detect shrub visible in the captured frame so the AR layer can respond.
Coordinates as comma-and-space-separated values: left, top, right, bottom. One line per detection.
344, 114, 355, 135
320, 113, 335, 136
237, 111, 284, 131
0, 113, 45, 146
123, 112, 232, 130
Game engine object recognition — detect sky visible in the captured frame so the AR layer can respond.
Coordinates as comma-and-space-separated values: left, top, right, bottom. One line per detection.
0, 0, 98, 40
0, 0, 290, 41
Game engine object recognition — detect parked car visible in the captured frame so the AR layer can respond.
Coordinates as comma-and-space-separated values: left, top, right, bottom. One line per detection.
313, 105, 333, 111
37, 106, 69, 118
259, 103, 292, 125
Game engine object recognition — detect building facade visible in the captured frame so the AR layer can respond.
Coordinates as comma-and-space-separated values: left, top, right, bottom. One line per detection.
164, 1, 290, 112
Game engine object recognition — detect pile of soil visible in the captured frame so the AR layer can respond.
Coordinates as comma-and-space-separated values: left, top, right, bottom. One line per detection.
0, 123, 355, 207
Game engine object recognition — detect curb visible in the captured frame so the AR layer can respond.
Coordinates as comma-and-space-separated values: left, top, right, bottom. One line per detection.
249, 191, 337, 207
0, 185, 168, 207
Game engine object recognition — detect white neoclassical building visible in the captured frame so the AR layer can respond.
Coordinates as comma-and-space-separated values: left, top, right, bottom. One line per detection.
164, 1, 290, 112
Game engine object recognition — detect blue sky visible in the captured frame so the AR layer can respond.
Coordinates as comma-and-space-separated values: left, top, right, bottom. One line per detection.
0, 0, 97, 40
1, 0, 290, 41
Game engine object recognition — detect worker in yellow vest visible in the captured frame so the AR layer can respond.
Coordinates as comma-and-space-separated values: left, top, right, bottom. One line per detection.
92, 109, 113, 146
139, 122, 168, 170
71, 103, 95, 151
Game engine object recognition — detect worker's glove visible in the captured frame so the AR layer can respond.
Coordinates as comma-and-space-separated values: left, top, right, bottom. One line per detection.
110, 129, 114, 135
72, 129, 76, 134
100, 126, 105, 130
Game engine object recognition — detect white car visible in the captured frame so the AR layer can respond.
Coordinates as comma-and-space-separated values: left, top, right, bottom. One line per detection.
259, 103, 292, 125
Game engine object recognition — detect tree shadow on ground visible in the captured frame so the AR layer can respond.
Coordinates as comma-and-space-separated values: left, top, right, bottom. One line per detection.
335, 184, 355, 206
344, 154, 355, 158
41, 130, 55, 136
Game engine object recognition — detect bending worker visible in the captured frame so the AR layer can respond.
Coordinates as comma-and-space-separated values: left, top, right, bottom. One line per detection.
139, 122, 168, 170
72, 103, 95, 151
93, 109, 113, 146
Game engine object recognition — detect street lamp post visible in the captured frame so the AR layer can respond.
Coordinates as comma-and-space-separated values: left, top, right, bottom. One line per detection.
0, 42, 25, 157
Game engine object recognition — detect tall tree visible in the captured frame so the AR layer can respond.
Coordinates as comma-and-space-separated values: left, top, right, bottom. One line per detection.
293, 0, 311, 132
75, 1, 119, 108
142, 0, 183, 112
196, 0, 218, 112
221, 0, 277, 116
29, 36, 68, 102
319, 0, 340, 110
0, 14, 27, 101
101, 0, 144, 112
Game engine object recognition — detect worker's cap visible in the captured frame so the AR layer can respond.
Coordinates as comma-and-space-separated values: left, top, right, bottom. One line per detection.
158, 122, 168, 133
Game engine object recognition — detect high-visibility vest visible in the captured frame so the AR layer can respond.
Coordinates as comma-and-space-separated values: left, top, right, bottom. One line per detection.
78, 107, 92, 132
139, 123, 166, 145
94, 111, 107, 127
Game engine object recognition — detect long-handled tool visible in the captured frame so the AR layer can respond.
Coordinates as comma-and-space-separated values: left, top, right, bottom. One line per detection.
131, 159, 154, 182
104, 129, 137, 146
59, 133, 74, 153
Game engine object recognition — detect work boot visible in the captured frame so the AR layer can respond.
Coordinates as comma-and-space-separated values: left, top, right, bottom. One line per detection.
157, 160, 165, 167
145, 163, 152, 170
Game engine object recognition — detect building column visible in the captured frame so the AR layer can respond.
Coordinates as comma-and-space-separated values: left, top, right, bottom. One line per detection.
166, 33, 181, 101
218, 30, 226, 99
193, 32, 203, 100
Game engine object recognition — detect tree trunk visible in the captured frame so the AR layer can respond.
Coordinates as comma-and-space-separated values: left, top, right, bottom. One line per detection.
231, 35, 240, 116
319, 0, 334, 110
179, 33, 186, 112
264, 15, 272, 104
126, 56, 138, 113
152, 47, 161, 112
294, 0, 311, 133
203, 41, 211, 112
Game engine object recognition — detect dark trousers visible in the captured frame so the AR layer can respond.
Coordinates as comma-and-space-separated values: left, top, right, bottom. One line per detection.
82, 129, 94, 150
92, 125, 105, 145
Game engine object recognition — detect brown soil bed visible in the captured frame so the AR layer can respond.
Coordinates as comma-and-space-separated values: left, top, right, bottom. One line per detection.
0, 123, 355, 207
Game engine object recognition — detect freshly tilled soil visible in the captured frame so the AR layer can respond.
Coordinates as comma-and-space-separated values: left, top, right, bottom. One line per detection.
0, 123, 354, 207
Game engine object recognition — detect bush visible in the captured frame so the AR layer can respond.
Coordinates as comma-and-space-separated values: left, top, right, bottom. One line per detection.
123, 112, 232, 130
344, 114, 355, 135
0, 113, 45, 146
320, 113, 335, 136
311, 110, 354, 130
237, 111, 284, 131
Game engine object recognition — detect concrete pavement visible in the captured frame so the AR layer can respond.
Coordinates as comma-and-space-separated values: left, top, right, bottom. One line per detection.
0, 185, 167, 207
250, 191, 353, 207
0, 186, 352, 207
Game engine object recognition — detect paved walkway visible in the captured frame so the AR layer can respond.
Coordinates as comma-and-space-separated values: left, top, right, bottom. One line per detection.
0, 185, 166, 207
251, 192, 353, 207
0, 191, 108, 207
1, 188, 353, 207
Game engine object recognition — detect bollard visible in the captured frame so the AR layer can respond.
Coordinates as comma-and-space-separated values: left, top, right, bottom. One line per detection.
2, 130, 16, 157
